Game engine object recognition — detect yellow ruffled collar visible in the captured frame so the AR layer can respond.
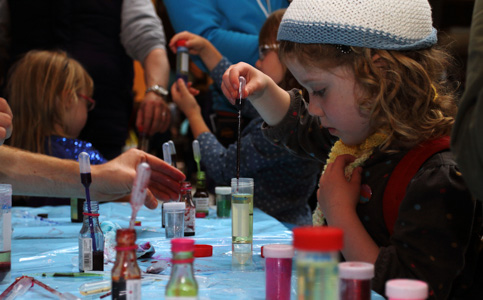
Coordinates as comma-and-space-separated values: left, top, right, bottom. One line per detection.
313, 132, 387, 226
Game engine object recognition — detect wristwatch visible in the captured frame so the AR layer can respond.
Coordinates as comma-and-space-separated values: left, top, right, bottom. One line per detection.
146, 85, 169, 97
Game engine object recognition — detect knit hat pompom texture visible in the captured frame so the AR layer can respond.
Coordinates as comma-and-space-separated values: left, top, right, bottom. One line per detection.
278, 0, 437, 50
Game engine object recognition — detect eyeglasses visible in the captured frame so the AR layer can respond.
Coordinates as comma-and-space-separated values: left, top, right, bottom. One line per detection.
78, 94, 96, 111
258, 44, 279, 61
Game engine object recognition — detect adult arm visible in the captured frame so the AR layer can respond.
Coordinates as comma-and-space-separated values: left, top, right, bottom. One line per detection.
451, 0, 483, 201
121, 0, 171, 135
0, 146, 185, 209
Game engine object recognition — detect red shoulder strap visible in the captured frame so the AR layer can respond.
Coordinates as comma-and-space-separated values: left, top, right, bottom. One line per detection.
383, 136, 451, 235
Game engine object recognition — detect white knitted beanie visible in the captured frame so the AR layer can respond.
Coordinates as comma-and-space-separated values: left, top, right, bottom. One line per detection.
278, 0, 437, 50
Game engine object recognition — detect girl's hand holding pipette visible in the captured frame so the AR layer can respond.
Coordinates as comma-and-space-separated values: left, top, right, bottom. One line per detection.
129, 162, 152, 229
221, 62, 291, 127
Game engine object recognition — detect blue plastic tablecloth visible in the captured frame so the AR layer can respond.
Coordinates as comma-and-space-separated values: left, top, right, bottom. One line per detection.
0, 202, 384, 299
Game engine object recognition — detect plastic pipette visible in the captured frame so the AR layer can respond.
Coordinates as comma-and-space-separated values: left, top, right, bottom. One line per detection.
168, 140, 177, 168
192, 140, 201, 174
79, 152, 96, 250
162, 142, 172, 166
3, 276, 32, 300
129, 162, 151, 229
236, 76, 246, 188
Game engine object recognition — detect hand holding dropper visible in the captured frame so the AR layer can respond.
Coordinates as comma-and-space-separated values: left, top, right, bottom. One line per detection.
79, 152, 96, 250
192, 139, 201, 175
129, 162, 151, 229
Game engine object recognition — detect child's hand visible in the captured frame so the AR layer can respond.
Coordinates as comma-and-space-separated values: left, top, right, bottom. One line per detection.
168, 31, 209, 56
170, 79, 201, 118
221, 62, 272, 105
317, 154, 362, 218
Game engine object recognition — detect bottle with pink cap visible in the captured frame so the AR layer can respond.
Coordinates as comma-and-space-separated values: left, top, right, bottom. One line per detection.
264, 244, 294, 300
339, 261, 374, 300
385, 279, 428, 300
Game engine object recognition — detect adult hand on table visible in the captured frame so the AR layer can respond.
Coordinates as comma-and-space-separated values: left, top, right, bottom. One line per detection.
0, 97, 13, 146
91, 148, 185, 209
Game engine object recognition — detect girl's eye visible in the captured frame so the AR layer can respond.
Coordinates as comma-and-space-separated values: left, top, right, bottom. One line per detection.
311, 88, 326, 97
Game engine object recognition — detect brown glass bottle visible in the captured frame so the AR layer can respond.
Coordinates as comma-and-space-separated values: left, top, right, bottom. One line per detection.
193, 171, 210, 216
180, 181, 195, 236
111, 228, 141, 299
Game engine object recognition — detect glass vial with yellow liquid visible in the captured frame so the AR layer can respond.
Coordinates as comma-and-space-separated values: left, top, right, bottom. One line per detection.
230, 178, 254, 268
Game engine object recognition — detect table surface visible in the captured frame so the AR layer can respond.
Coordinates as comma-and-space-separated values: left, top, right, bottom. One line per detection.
0, 202, 384, 299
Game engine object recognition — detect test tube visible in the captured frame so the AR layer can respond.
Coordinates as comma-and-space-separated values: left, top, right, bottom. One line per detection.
231, 178, 254, 269
176, 40, 189, 82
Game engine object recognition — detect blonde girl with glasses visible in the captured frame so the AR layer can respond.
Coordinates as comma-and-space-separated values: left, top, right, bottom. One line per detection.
6, 50, 106, 206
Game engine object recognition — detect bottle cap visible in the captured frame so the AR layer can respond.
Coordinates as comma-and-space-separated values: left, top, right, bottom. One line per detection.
176, 40, 187, 47
194, 244, 213, 257
338, 262, 374, 280
164, 202, 186, 211
195, 212, 206, 218
215, 186, 231, 195
263, 244, 294, 259
171, 238, 195, 252
293, 226, 343, 251
385, 279, 428, 299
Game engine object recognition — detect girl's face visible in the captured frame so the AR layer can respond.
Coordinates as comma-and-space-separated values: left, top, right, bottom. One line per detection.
286, 57, 372, 146
255, 44, 285, 84
63, 91, 93, 138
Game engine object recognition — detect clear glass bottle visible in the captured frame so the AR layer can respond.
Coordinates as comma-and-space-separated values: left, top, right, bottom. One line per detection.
111, 228, 141, 300
165, 238, 198, 299
78, 201, 104, 272
180, 181, 195, 236
175, 40, 189, 82
293, 226, 343, 300
193, 171, 209, 216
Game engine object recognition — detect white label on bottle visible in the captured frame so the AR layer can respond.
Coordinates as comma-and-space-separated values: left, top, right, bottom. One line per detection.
125, 279, 141, 300
184, 207, 195, 234
193, 197, 209, 212
81, 238, 93, 271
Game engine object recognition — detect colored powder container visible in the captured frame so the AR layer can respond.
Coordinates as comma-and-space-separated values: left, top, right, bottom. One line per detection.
385, 279, 428, 300
339, 261, 374, 300
264, 244, 294, 300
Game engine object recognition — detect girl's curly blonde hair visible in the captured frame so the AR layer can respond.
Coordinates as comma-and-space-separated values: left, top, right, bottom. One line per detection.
279, 42, 458, 151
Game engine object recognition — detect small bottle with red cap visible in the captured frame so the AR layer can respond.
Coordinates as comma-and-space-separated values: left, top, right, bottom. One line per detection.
385, 279, 428, 300
165, 238, 198, 299
293, 226, 343, 300
111, 228, 141, 299
175, 40, 189, 82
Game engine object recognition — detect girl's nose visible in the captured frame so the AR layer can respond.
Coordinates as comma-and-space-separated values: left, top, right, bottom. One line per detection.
307, 97, 325, 117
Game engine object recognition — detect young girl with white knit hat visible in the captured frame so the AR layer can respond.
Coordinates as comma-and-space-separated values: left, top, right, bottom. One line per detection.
221, 0, 482, 298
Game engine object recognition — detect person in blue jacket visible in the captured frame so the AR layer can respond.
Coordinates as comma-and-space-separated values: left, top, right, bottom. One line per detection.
164, 0, 290, 144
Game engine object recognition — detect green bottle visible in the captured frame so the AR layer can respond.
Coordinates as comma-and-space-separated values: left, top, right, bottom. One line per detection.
165, 238, 198, 299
